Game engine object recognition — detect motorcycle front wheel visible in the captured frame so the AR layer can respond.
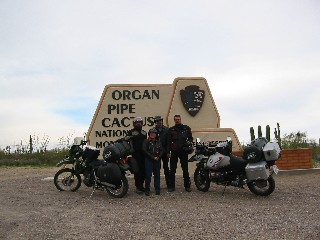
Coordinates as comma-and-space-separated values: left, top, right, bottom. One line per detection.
106, 174, 129, 198
54, 168, 81, 192
247, 175, 275, 196
194, 165, 210, 192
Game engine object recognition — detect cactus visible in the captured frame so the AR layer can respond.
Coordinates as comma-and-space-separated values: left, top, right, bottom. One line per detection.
29, 135, 33, 153
250, 123, 280, 143
250, 127, 255, 141
266, 125, 270, 141
258, 125, 262, 138
275, 123, 281, 147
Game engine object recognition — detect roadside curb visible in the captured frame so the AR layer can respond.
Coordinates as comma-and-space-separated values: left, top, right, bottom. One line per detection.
279, 168, 320, 175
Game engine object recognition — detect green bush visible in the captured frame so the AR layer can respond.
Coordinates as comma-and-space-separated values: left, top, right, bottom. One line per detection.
0, 150, 68, 167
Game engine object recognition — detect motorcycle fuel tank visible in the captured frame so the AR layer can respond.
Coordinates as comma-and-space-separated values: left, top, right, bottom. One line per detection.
205, 153, 230, 170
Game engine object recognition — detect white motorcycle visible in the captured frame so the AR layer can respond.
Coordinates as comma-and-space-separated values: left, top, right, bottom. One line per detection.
190, 137, 281, 196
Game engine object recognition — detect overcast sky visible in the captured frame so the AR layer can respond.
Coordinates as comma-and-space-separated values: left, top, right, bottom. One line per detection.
1, 0, 319, 149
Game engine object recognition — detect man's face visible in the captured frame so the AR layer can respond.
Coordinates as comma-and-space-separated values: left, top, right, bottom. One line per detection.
155, 119, 163, 128
174, 117, 181, 125
134, 121, 142, 127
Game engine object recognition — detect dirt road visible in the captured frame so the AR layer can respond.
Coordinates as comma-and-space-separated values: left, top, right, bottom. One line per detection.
0, 167, 319, 239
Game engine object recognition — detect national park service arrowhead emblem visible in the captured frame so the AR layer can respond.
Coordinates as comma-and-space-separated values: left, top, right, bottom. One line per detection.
180, 85, 205, 116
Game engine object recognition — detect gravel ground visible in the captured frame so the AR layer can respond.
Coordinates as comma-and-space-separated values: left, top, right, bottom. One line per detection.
0, 167, 319, 240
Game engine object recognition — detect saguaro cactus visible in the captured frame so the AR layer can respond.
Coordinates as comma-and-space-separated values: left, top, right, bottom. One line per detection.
29, 135, 33, 153
250, 127, 255, 141
258, 125, 262, 138
266, 125, 270, 141
250, 123, 279, 142
274, 123, 281, 147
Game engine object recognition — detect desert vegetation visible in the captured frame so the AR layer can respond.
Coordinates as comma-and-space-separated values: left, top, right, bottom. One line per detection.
0, 131, 319, 167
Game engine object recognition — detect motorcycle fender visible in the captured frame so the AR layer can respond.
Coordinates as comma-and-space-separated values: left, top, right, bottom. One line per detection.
118, 161, 130, 171
56, 158, 75, 167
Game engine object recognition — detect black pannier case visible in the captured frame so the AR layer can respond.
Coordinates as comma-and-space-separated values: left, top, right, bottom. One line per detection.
97, 163, 122, 185
103, 141, 134, 161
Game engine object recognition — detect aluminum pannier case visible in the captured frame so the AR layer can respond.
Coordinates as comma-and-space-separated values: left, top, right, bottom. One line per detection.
263, 142, 281, 161
245, 161, 270, 181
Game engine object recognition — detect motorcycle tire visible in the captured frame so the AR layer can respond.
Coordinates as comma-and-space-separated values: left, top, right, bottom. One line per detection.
247, 175, 275, 196
194, 165, 210, 192
54, 168, 81, 192
106, 174, 129, 198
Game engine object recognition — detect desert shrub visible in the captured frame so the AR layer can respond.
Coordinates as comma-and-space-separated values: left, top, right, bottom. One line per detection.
0, 150, 68, 167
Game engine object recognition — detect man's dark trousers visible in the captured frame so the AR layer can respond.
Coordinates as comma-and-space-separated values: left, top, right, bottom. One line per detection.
169, 150, 191, 189
133, 151, 145, 190
161, 154, 170, 188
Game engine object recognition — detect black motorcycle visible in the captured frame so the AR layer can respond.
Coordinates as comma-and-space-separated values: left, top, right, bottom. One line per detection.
190, 137, 281, 196
54, 138, 138, 198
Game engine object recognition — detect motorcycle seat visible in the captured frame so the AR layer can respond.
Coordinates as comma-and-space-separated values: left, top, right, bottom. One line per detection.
230, 155, 247, 172
89, 159, 106, 168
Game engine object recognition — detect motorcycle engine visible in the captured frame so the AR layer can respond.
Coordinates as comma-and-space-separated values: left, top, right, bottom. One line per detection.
211, 172, 226, 182
210, 171, 235, 184
83, 172, 95, 187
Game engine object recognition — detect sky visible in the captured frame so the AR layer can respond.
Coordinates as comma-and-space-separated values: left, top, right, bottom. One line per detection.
1, 0, 319, 150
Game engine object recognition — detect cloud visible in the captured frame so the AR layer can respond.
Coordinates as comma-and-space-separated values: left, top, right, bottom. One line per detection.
0, 0, 319, 148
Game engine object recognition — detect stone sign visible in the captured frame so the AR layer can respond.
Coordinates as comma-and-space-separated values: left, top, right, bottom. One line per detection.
87, 77, 242, 156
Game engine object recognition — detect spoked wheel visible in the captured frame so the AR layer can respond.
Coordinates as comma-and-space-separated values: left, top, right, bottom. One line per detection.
54, 168, 81, 192
247, 175, 275, 196
194, 165, 210, 192
106, 174, 129, 198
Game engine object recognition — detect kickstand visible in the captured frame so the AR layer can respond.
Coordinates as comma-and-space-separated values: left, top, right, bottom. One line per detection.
89, 172, 97, 200
222, 183, 227, 196
89, 185, 96, 199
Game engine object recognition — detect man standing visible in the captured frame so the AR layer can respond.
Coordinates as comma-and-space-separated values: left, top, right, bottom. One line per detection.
152, 116, 170, 189
167, 115, 193, 192
126, 116, 147, 194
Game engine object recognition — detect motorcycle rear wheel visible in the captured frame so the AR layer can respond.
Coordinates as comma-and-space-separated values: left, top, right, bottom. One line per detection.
106, 174, 129, 198
247, 175, 275, 196
194, 165, 210, 192
54, 168, 81, 192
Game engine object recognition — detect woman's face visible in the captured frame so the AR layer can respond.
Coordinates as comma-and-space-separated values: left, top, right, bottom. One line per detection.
149, 132, 157, 139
